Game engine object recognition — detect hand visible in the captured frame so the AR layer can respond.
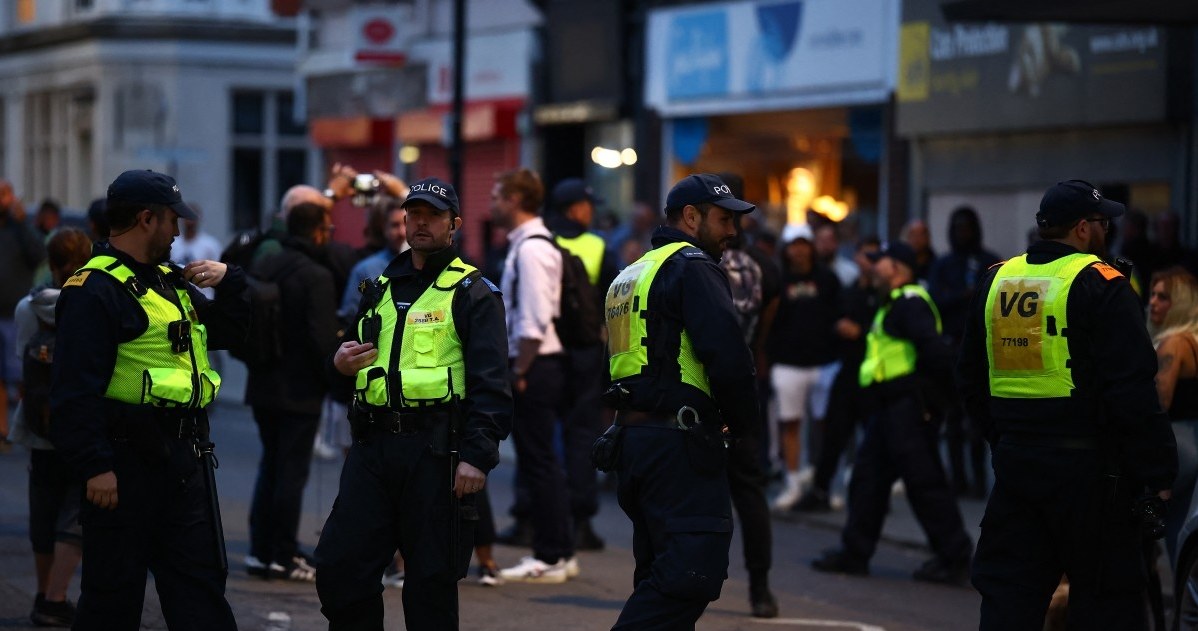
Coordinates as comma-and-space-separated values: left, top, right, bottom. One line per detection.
183, 260, 228, 288
334, 341, 378, 376
374, 171, 409, 199
327, 162, 358, 201
835, 318, 862, 340
86, 471, 119, 510
510, 371, 527, 395
454, 462, 486, 498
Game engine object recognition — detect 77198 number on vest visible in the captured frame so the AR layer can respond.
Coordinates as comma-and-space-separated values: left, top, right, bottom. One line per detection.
991, 278, 1048, 371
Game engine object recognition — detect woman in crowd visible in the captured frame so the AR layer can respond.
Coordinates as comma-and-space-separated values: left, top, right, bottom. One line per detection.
1148, 265, 1198, 557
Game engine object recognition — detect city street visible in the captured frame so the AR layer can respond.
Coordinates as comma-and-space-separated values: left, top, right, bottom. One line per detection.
0, 383, 983, 630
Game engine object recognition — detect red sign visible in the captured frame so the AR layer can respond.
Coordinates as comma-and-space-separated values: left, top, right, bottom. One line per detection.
362, 18, 395, 45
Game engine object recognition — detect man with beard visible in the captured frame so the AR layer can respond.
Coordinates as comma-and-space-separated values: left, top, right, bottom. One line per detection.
603, 173, 759, 628
50, 170, 249, 630
315, 178, 511, 629
959, 180, 1176, 629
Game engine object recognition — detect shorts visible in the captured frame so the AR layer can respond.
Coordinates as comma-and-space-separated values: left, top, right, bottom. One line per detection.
770, 364, 823, 422
0, 318, 16, 383
28, 449, 83, 554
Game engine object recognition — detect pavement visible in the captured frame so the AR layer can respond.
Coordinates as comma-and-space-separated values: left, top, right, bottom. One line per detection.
0, 359, 991, 630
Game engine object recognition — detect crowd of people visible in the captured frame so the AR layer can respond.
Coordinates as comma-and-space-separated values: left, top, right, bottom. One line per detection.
0, 166, 1193, 629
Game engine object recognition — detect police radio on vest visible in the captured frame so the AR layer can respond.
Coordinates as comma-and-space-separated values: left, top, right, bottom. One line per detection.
411, 182, 448, 197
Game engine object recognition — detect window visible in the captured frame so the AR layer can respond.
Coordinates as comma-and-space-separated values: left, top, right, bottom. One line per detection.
230, 90, 311, 231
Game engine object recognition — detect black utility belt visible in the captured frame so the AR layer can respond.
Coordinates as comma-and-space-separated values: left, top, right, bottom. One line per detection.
350, 406, 443, 435
109, 406, 207, 440
999, 432, 1099, 451
615, 406, 702, 431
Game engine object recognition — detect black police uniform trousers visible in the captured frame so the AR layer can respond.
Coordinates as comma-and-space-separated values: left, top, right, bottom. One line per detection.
75, 437, 236, 631
315, 426, 475, 631
842, 390, 972, 564
974, 441, 1148, 630
249, 406, 321, 566
614, 425, 733, 631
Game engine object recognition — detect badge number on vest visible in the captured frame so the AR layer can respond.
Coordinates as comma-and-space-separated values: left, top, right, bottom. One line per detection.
408, 310, 445, 325
605, 261, 650, 356
992, 278, 1048, 370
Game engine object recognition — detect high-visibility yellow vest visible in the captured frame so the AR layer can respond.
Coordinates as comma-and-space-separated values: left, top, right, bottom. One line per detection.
605, 241, 712, 396
555, 232, 605, 285
78, 255, 220, 407
354, 258, 477, 408
859, 284, 942, 387
984, 252, 1098, 399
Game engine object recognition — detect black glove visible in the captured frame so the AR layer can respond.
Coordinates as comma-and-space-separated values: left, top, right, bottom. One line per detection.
1133, 494, 1168, 541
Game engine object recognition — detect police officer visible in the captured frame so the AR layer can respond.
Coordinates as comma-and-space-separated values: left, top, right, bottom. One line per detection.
314, 178, 511, 630
547, 177, 619, 550
51, 170, 249, 630
603, 173, 759, 629
959, 180, 1177, 629
812, 241, 973, 583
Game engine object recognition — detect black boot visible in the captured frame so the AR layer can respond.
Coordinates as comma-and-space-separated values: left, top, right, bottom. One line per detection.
574, 519, 605, 551
495, 519, 533, 547
749, 574, 778, 619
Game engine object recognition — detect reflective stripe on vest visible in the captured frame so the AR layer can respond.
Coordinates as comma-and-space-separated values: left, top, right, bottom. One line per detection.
81, 255, 220, 408
984, 252, 1098, 399
605, 241, 712, 396
858, 284, 941, 387
354, 258, 476, 408
555, 232, 605, 286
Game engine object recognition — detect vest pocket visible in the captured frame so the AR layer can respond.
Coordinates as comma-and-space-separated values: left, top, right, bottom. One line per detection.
142, 368, 194, 406
355, 366, 390, 407
199, 368, 222, 407
397, 367, 453, 404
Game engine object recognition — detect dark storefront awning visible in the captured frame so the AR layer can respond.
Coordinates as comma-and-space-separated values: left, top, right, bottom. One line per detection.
942, 1, 1198, 25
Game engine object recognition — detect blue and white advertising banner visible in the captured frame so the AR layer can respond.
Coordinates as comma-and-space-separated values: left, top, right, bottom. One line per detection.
645, 0, 896, 116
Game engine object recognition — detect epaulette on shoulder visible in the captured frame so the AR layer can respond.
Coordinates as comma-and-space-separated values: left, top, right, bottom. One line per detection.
482, 277, 501, 294
61, 269, 92, 289
1091, 261, 1124, 281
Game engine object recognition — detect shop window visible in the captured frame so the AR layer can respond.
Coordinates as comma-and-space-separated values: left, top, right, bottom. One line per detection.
230, 89, 313, 231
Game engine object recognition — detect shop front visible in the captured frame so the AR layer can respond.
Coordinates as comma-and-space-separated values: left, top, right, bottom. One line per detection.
898, 0, 1181, 259
644, 0, 899, 238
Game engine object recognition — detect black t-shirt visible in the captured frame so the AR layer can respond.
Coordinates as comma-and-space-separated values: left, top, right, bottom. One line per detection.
767, 266, 841, 367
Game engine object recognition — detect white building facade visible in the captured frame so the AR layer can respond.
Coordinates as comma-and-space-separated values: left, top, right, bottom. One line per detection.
0, 0, 311, 242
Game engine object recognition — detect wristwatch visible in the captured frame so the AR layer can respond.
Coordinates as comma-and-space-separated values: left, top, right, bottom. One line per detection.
323, 188, 338, 201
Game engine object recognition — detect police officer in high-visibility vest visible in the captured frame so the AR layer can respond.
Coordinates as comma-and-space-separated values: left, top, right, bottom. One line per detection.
315, 178, 511, 630
812, 240, 974, 583
51, 170, 249, 630
601, 173, 759, 629
959, 180, 1177, 630
544, 177, 619, 550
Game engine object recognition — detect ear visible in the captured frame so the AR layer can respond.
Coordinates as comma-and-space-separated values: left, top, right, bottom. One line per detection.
450, 215, 462, 232
683, 204, 701, 229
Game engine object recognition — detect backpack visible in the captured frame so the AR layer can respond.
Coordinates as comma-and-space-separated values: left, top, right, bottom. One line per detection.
517, 234, 604, 348
223, 238, 300, 369
22, 317, 56, 439
719, 248, 764, 345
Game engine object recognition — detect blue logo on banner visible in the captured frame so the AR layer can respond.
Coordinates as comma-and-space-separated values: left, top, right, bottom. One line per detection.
756, 1, 803, 62
667, 10, 729, 100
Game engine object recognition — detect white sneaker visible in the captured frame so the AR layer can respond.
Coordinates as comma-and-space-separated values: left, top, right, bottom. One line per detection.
564, 556, 580, 579
772, 471, 803, 511
499, 556, 569, 584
